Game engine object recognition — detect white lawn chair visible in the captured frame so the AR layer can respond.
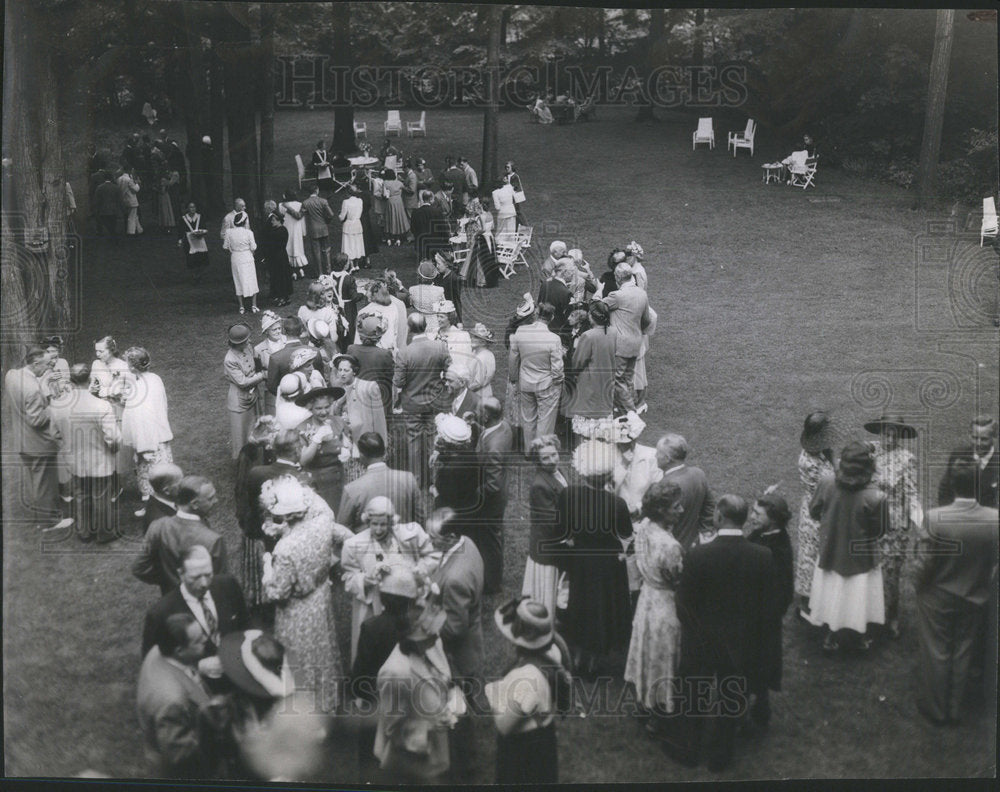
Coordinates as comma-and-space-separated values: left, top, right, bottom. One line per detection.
384, 110, 402, 136
788, 155, 818, 189
295, 154, 316, 191
982, 197, 998, 247
354, 120, 367, 138
494, 235, 523, 280
513, 224, 533, 268
407, 111, 427, 137
728, 119, 756, 157
692, 117, 715, 150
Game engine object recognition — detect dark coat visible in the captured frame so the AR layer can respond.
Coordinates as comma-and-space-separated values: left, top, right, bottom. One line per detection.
410, 204, 451, 260
132, 515, 229, 595
747, 526, 794, 690
938, 445, 1000, 509
434, 270, 463, 324
537, 278, 572, 339
141, 574, 249, 657
142, 496, 177, 534
677, 534, 775, 691
809, 475, 887, 577
528, 468, 568, 565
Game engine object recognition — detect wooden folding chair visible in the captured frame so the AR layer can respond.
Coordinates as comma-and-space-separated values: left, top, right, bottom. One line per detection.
788, 155, 818, 189
494, 235, 521, 280
295, 154, 317, 191
982, 197, 998, 247
384, 110, 402, 136
513, 224, 533, 268
693, 117, 715, 150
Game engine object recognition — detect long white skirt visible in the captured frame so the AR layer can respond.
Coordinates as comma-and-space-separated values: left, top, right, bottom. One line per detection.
806, 565, 885, 633
341, 224, 366, 260
285, 215, 308, 267
231, 250, 259, 297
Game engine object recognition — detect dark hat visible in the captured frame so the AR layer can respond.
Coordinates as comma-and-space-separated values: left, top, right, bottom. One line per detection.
863, 414, 917, 440
294, 386, 345, 407
227, 323, 251, 346
332, 354, 359, 370
494, 597, 554, 650
218, 630, 294, 700
800, 411, 844, 455
417, 260, 438, 280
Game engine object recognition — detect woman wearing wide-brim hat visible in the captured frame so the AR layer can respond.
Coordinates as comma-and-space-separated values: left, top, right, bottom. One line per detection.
225, 323, 267, 460
486, 597, 572, 784
865, 415, 920, 640
294, 386, 349, 512
794, 411, 843, 617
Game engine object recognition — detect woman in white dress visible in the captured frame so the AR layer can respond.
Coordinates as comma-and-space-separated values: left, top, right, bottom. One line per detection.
280, 190, 308, 279
223, 211, 259, 314
492, 179, 517, 239
339, 186, 366, 268
121, 347, 174, 515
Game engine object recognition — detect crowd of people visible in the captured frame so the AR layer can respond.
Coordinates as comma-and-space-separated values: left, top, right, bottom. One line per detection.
4, 124, 998, 783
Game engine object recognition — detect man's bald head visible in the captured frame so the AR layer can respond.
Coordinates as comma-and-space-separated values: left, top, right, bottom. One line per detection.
149, 463, 184, 499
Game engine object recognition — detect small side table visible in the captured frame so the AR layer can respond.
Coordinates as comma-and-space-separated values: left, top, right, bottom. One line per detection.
762, 163, 784, 184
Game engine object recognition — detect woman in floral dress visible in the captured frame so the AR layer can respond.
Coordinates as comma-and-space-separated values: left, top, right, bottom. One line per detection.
865, 415, 920, 639
794, 412, 840, 617
260, 475, 353, 712
624, 479, 684, 725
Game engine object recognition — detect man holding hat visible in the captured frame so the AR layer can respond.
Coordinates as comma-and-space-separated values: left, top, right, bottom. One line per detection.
225, 323, 267, 459
393, 313, 452, 488
410, 259, 446, 336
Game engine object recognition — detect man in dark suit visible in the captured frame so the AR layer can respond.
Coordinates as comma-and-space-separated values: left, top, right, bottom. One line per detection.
136, 612, 214, 778
426, 508, 484, 780
302, 183, 335, 277
915, 458, 999, 725
441, 365, 482, 424
441, 157, 467, 215
393, 313, 451, 489
537, 260, 574, 340
655, 433, 717, 550
668, 495, 775, 771
339, 432, 423, 530
93, 171, 121, 238
143, 462, 183, 534
471, 398, 513, 594
410, 190, 451, 261
132, 476, 229, 594
264, 317, 316, 407
141, 544, 250, 658
432, 183, 456, 232
938, 416, 1000, 509
245, 429, 311, 549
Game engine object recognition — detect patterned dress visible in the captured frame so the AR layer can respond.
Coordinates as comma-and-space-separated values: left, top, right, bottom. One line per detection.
261, 493, 353, 712
624, 519, 683, 710
794, 449, 834, 599
871, 442, 920, 622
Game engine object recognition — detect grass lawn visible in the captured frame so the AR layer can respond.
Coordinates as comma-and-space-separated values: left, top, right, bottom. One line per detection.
3, 104, 998, 782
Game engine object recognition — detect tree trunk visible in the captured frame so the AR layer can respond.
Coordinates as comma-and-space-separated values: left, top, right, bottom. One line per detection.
500, 6, 512, 50
181, 3, 211, 208
208, 43, 227, 216
4, 0, 71, 349
915, 9, 955, 209
219, 8, 260, 221
481, 4, 503, 187
597, 8, 605, 58
692, 8, 705, 66
259, 3, 276, 201
331, 2, 356, 154
636, 9, 664, 121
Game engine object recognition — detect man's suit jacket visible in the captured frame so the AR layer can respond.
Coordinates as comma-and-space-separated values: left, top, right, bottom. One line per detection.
302, 194, 334, 239
938, 446, 1000, 509
349, 611, 399, 705
477, 421, 513, 510
4, 367, 60, 456
449, 389, 482, 424
677, 533, 775, 687
392, 336, 451, 414
660, 464, 716, 550
917, 500, 999, 605
338, 463, 423, 530
132, 515, 229, 594
136, 647, 212, 778
141, 575, 250, 657
432, 190, 454, 223
348, 343, 394, 412
434, 271, 463, 323
93, 181, 120, 216
537, 277, 572, 338
603, 281, 651, 358
341, 379, 387, 444
508, 321, 564, 393
410, 204, 450, 260
246, 461, 311, 543
265, 339, 316, 395
431, 536, 485, 680
52, 388, 120, 477
143, 496, 177, 534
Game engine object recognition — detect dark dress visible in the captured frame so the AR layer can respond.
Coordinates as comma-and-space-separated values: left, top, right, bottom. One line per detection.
357, 187, 381, 260
557, 483, 633, 656
747, 525, 793, 691
330, 269, 359, 353
260, 221, 293, 302
433, 448, 483, 536
298, 416, 348, 514
179, 212, 209, 269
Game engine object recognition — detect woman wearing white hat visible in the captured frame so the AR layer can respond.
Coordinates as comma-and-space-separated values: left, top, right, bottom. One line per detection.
487, 597, 572, 783
223, 210, 260, 314
557, 439, 633, 676
259, 475, 353, 712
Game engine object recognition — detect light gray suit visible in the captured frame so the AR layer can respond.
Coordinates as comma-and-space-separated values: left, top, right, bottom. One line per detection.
508, 320, 564, 449
915, 498, 999, 722
603, 281, 650, 412
337, 461, 423, 530
4, 366, 61, 521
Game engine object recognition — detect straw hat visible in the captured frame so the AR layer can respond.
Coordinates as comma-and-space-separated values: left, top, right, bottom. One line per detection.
307, 318, 331, 342
494, 597, 554, 650
218, 630, 295, 700
613, 411, 647, 444
515, 292, 536, 318
432, 299, 456, 315
290, 347, 318, 370
357, 314, 386, 339
468, 322, 495, 342
417, 260, 438, 280
436, 414, 471, 444
379, 565, 420, 599
863, 414, 917, 440
259, 310, 282, 334
259, 475, 312, 516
